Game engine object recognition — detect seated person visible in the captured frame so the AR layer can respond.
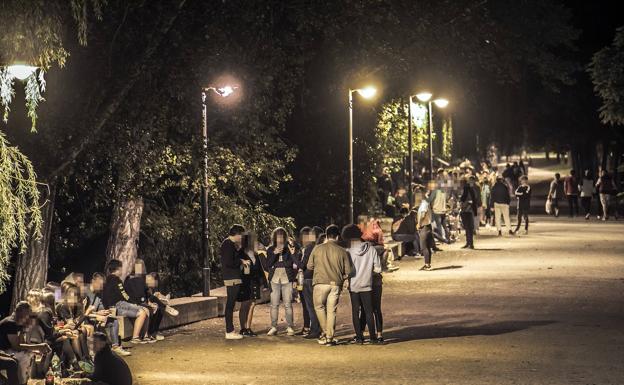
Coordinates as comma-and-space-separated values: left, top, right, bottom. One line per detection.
0, 302, 51, 385
102, 259, 150, 344
125, 259, 167, 342
56, 282, 92, 367
391, 207, 420, 257
89, 332, 133, 385
0, 349, 20, 385
85, 273, 131, 356
38, 291, 82, 374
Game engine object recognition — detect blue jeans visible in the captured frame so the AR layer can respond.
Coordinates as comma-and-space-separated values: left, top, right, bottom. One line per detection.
106, 318, 120, 346
303, 279, 320, 336
116, 300, 143, 318
432, 213, 448, 242
270, 281, 294, 328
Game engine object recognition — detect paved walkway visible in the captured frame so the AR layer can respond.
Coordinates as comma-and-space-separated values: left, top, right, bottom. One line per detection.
125, 216, 624, 385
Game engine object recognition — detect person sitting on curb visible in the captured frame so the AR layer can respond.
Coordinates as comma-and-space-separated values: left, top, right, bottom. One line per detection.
89, 332, 133, 385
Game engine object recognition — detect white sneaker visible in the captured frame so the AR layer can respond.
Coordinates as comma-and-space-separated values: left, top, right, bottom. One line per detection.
155, 333, 165, 341
267, 327, 278, 336
112, 345, 132, 356
225, 332, 243, 340
165, 305, 179, 317
286, 327, 295, 336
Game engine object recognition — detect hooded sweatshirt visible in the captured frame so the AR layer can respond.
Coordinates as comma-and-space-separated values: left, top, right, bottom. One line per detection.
347, 241, 381, 293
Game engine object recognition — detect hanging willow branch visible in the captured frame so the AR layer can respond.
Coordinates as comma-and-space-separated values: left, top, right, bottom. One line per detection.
0, 133, 42, 292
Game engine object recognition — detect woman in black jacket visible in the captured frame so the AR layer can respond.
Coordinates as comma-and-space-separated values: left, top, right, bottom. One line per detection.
266, 227, 298, 336
238, 232, 268, 337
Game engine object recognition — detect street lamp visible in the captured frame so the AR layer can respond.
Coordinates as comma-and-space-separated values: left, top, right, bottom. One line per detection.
348, 86, 377, 223
6, 64, 38, 80
413, 92, 449, 179
201, 84, 239, 296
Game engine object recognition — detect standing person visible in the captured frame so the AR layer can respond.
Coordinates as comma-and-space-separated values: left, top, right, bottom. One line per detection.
428, 180, 450, 244
469, 176, 482, 233
377, 167, 395, 217
459, 178, 477, 249
0, 302, 51, 385
480, 177, 492, 227
103, 259, 150, 344
513, 176, 532, 235
491, 176, 512, 236
297, 227, 321, 339
548, 173, 564, 217
596, 169, 617, 221
308, 225, 353, 347
238, 232, 267, 337
266, 227, 298, 336
564, 170, 580, 217
89, 332, 133, 385
343, 225, 381, 344
417, 196, 434, 270
579, 170, 594, 220
219, 224, 248, 340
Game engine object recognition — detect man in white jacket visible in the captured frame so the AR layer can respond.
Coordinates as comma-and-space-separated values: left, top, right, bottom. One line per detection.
343, 224, 382, 345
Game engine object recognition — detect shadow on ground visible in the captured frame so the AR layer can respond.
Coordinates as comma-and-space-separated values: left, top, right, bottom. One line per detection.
381, 320, 556, 345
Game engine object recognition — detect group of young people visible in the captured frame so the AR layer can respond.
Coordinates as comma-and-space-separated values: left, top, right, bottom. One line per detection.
0, 258, 177, 385
548, 169, 619, 220
220, 221, 386, 346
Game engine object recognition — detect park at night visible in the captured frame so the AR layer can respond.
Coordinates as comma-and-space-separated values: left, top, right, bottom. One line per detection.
0, 1, 623, 384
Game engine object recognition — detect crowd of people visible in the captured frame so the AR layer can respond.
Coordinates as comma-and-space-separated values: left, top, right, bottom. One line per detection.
548, 168, 619, 220
0, 258, 178, 385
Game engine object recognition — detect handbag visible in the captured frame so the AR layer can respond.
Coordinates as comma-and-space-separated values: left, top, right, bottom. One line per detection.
545, 198, 552, 214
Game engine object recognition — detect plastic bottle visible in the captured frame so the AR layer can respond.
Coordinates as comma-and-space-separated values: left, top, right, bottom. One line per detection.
296, 270, 304, 291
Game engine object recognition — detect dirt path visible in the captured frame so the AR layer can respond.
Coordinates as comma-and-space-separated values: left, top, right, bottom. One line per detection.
125, 217, 624, 385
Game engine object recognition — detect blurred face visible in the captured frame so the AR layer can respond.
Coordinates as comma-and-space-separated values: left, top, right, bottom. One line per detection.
92, 337, 107, 354
232, 233, 242, 245
66, 289, 79, 306
91, 277, 104, 292
15, 308, 32, 326
146, 275, 158, 289
134, 262, 144, 275
427, 181, 436, 191
276, 233, 286, 247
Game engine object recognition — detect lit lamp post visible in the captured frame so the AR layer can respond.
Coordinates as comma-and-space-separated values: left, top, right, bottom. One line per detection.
348, 86, 376, 223
415, 92, 449, 179
201, 85, 238, 296
5, 64, 38, 80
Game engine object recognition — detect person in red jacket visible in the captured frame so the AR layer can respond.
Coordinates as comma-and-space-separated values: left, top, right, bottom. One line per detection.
564, 170, 579, 217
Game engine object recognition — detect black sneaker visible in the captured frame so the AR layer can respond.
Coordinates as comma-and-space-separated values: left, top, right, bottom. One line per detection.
419, 264, 431, 271
324, 339, 337, 347
498, 230, 502, 236
370, 338, 384, 345
247, 329, 258, 337
461, 244, 470, 249
350, 337, 364, 345
304, 333, 321, 340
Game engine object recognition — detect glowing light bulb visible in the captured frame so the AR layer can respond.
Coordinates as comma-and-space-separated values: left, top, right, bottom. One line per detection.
416, 92, 432, 102
357, 86, 377, 99
6, 65, 38, 80
434, 98, 449, 108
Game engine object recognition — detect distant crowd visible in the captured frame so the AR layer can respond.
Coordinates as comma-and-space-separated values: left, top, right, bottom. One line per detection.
0, 258, 178, 385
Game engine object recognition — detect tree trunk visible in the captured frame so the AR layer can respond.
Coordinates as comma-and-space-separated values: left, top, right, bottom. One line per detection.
105, 197, 144, 280
11, 183, 56, 311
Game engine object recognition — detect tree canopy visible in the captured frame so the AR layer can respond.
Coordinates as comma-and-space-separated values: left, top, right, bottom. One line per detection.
589, 26, 624, 126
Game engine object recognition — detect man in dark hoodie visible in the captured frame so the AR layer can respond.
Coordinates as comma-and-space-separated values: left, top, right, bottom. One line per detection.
89, 332, 132, 385
220, 224, 249, 340
514, 176, 532, 235
491, 176, 512, 236
298, 227, 321, 339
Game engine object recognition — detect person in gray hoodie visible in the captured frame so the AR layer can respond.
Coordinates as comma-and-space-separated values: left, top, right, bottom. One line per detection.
342, 224, 382, 344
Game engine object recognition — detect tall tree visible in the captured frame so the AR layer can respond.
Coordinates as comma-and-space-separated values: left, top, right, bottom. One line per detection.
589, 26, 624, 126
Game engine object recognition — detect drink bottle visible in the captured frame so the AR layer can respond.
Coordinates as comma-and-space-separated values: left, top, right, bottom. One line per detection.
296, 270, 304, 291
45, 367, 55, 385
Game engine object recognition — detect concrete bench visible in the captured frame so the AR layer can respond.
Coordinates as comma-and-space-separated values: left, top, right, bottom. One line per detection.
117, 296, 219, 340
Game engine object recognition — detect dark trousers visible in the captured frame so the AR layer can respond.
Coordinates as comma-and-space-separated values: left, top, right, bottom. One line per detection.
567, 195, 579, 216
515, 208, 529, 231
460, 212, 475, 246
300, 290, 310, 329
0, 355, 19, 385
418, 225, 433, 265
350, 291, 375, 340
303, 279, 320, 336
392, 233, 420, 256
360, 283, 383, 335
147, 304, 165, 336
225, 284, 241, 333
581, 197, 592, 215
552, 197, 560, 216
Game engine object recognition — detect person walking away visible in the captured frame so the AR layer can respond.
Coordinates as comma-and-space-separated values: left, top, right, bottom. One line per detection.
89, 332, 132, 385
514, 176, 532, 234
579, 170, 594, 220
391, 207, 421, 257
460, 178, 477, 249
297, 227, 322, 339
266, 227, 298, 336
548, 173, 564, 217
219, 224, 249, 340
0, 302, 51, 385
308, 225, 353, 346
103, 259, 150, 345
417, 196, 435, 270
343, 225, 381, 344
238, 232, 268, 337
596, 169, 617, 221
564, 170, 580, 217
491, 176, 512, 236
428, 181, 451, 244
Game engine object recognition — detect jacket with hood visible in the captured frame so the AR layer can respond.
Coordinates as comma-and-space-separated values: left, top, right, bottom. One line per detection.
490, 180, 511, 205
347, 241, 381, 293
